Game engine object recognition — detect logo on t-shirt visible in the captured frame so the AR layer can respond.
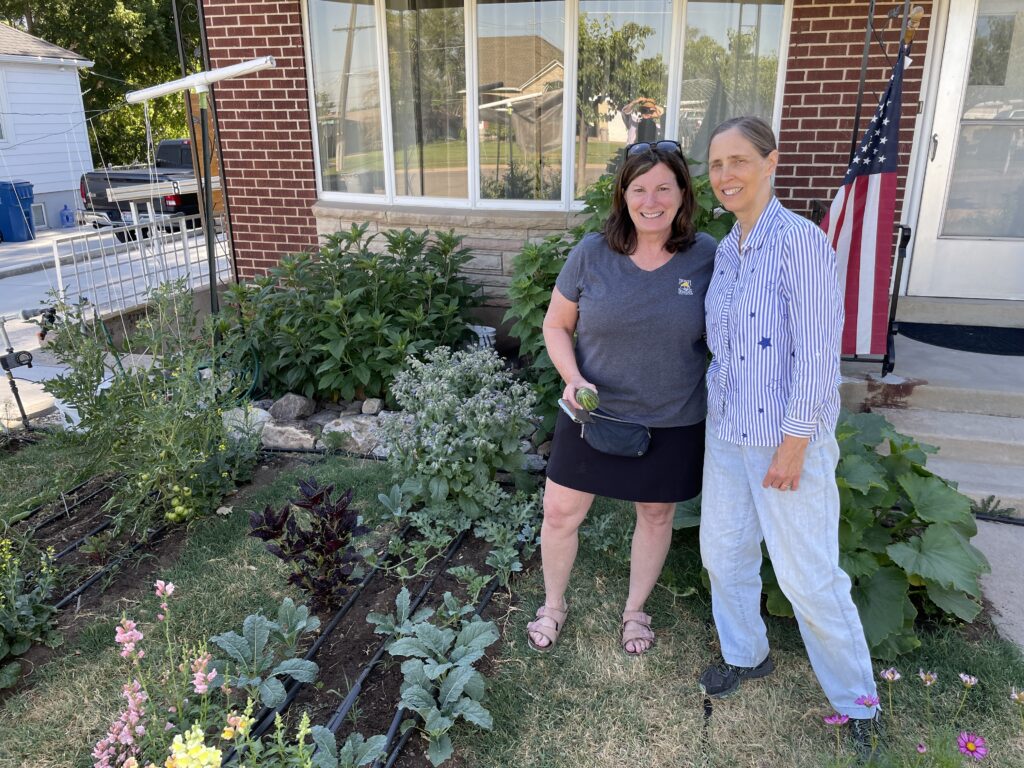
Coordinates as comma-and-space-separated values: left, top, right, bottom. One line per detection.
678, 278, 693, 296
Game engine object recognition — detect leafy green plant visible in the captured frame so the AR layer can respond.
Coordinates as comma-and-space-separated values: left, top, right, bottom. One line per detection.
447, 566, 491, 605
377, 346, 537, 534
0, 539, 60, 689
40, 283, 260, 530
218, 224, 480, 402
376, 589, 500, 766
249, 478, 369, 612
367, 586, 435, 639
503, 171, 734, 434
665, 411, 991, 659
210, 610, 320, 709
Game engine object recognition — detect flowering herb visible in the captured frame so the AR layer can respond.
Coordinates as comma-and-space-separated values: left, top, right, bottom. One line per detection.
957, 731, 988, 760
249, 478, 368, 612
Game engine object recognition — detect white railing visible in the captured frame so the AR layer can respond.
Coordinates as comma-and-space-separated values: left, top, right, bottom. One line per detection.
53, 213, 233, 317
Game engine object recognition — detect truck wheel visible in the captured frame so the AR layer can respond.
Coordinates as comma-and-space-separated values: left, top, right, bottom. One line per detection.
114, 227, 150, 243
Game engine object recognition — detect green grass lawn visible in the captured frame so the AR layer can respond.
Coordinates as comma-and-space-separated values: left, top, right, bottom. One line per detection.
2, 449, 1023, 767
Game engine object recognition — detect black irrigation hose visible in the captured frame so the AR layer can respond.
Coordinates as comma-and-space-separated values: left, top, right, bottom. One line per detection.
52, 524, 170, 611
374, 526, 538, 767
975, 512, 1024, 526
700, 696, 714, 768
324, 529, 469, 735
52, 516, 115, 561
20, 475, 120, 534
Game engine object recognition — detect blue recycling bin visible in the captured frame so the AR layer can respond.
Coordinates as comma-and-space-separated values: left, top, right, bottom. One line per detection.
0, 180, 34, 242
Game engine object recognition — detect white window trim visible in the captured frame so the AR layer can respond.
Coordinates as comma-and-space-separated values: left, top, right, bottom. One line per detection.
0, 70, 13, 145
304, 0, 794, 212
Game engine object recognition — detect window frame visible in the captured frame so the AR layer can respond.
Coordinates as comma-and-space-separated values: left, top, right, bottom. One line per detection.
302, 0, 793, 212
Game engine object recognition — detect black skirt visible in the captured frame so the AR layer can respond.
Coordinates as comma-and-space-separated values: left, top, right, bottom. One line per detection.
545, 410, 705, 503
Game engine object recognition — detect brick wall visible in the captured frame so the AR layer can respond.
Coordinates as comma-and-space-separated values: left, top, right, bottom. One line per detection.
777, 1, 934, 220
202, 0, 320, 279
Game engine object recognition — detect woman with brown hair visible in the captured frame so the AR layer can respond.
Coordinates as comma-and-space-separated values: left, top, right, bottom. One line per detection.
527, 141, 716, 655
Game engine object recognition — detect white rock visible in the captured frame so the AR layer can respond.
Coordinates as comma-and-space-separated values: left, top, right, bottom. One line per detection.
261, 421, 317, 451
307, 410, 342, 430
222, 406, 272, 441
319, 414, 383, 455
269, 393, 316, 421
361, 398, 384, 415
523, 454, 547, 473
215, 505, 233, 517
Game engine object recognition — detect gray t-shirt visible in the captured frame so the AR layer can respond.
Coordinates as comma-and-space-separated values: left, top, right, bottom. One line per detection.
555, 231, 716, 428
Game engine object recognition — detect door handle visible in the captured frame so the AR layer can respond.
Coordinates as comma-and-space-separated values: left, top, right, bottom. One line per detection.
929, 133, 939, 161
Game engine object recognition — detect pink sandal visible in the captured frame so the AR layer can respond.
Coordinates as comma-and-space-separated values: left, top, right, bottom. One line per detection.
621, 611, 655, 656
527, 604, 568, 653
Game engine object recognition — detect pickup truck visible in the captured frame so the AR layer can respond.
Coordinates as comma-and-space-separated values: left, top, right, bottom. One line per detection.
79, 139, 202, 241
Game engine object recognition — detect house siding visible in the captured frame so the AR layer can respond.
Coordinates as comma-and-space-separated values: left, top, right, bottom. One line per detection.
204, 0, 935, 289
0, 62, 92, 197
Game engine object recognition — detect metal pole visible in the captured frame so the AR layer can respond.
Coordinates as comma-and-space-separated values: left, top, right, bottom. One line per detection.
850, 0, 878, 164
198, 85, 219, 315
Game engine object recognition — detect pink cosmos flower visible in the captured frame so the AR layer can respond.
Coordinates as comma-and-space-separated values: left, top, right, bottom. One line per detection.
823, 713, 849, 725
916, 742, 927, 754
957, 732, 988, 760
918, 669, 938, 687
879, 667, 901, 682
959, 673, 979, 688
855, 694, 880, 708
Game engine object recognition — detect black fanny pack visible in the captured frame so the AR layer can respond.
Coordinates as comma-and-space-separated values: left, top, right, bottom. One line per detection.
575, 408, 651, 458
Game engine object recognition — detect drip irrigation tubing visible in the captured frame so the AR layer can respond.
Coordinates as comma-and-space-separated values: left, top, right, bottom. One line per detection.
52, 524, 170, 611
975, 512, 1024, 526
52, 516, 115, 561
323, 529, 469, 734
15, 475, 119, 533
700, 696, 714, 768
373, 524, 538, 767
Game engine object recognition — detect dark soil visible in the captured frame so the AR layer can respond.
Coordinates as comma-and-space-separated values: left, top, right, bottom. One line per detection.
8, 452, 525, 767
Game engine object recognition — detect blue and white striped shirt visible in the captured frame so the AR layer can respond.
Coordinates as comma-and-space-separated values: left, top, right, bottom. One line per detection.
705, 196, 843, 446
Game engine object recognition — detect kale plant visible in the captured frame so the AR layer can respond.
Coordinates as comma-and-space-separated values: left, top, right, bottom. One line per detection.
250, 478, 369, 612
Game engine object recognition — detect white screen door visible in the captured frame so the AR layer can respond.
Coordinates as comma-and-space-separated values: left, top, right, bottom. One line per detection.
910, 0, 1024, 299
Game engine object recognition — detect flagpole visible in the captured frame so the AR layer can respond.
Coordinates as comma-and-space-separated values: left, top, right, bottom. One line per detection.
849, 0, 877, 165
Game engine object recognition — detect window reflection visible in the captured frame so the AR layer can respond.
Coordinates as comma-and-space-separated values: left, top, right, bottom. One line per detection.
387, 0, 467, 198
309, 0, 385, 194
679, 0, 784, 164
575, 0, 672, 197
478, 0, 566, 201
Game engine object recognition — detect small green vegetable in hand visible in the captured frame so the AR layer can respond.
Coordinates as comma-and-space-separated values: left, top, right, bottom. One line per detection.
576, 387, 600, 411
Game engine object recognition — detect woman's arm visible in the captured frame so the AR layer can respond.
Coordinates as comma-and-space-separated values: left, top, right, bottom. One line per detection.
543, 286, 596, 410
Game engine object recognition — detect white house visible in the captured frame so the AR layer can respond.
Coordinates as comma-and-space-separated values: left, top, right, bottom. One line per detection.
0, 23, 93, 233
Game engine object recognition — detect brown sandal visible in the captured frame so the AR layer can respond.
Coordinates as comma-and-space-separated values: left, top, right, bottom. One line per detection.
621, 610, 655, 656
527, 604, 568, 653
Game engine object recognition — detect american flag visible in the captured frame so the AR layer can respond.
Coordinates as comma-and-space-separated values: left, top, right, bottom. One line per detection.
822, 43, 908, 356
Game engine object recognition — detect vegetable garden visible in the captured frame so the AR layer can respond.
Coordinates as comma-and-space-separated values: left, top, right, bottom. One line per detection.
1, 174, 1023, 767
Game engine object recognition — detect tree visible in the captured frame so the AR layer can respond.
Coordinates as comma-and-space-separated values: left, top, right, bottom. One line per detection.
574, 14, 666, 194
0, 1, 196, 165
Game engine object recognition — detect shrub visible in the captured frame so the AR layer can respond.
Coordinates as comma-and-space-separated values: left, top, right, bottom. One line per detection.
504, 172, 734, 434
218, 224, 480, 403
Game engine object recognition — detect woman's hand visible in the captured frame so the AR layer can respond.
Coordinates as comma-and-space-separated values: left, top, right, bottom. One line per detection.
762, 434, 810, 491
563, 379, 597, 411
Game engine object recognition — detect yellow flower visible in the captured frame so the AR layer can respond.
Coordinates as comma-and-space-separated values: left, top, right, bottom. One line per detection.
165, 723, 222, 768
220, 726, 235, 741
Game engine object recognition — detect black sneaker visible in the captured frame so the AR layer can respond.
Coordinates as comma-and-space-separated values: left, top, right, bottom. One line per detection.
699, 654, 774, 698
848, 713, 885, 764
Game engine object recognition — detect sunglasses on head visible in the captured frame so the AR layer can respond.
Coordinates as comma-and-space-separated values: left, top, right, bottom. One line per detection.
625, 140, 683, 157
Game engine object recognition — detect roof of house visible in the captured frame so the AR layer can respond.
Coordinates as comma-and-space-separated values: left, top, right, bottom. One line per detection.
478, 35, 562, 91
0, 23, 89, 62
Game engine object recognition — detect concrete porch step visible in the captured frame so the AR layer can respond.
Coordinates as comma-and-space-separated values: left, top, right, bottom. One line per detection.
872, 407, 1024, 465
923, 456, 1024, 516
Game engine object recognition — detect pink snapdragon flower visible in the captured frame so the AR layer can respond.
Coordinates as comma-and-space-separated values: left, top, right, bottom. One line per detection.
115, 618, 144, 660
154, 580, 175, 598
92, 680, 148, 768
191, 652, 217, 695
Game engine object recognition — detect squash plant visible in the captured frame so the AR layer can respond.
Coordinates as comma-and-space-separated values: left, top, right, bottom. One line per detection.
504, 172, 734, 434
738, 411, 989, 660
